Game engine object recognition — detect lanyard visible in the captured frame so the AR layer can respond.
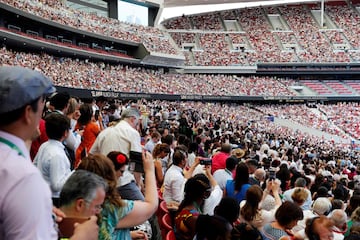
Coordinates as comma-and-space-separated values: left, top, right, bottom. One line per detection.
0, 137, 25, 157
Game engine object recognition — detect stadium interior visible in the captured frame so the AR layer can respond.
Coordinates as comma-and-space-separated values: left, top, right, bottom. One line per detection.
1, 0, 360, 146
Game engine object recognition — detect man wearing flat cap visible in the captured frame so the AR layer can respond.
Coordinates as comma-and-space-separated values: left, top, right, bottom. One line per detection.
0, 66, 97, 240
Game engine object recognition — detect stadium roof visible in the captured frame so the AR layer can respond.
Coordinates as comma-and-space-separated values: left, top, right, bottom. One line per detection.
163, 0, 291, 8
160, 0, 318, 20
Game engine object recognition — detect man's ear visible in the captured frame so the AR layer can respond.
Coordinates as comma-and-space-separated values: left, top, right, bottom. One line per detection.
23, 105, 34, 125
63, 129, 69, 139
75, 198, 86, 212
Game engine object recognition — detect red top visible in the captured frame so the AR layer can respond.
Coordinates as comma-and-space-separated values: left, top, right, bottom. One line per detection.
211, 152, 230, 174
74, 121, 100, 167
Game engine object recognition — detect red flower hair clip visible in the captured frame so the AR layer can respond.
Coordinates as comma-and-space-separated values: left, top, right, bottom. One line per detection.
116, 154, 127, 164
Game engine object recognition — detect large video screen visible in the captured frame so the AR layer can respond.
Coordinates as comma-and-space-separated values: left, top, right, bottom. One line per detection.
118, 0, 148, 26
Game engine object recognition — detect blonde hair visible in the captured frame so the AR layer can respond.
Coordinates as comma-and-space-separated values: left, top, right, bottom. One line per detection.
291, 188, 309, 206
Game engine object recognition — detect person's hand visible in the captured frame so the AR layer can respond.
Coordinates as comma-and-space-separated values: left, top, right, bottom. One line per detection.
204, 164, 212, 176
265, 179, 273, 193
70, 216, 98, 240
194, 157, 201, 166
76, 129, 84, 137
142, 150, 155, 173
52, 207, 66, 222
271, 179, 281, 193
166, 201, 180, 211
130, 230, 148, 240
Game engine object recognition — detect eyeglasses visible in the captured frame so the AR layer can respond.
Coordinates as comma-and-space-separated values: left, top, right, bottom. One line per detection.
94, 204, 103, 211
84, 200, 103, 212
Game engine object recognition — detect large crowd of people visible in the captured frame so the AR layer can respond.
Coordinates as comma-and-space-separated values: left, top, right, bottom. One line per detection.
164, 2, 360, 65
3, 46, 360, 97
2, 66, 360, 239
319, 102, 360, 141
1, 0, 360, 66
0, 46, 297, 96
2, 1, 360, 239
2, 0, 179, 55
255, 104, 350, 139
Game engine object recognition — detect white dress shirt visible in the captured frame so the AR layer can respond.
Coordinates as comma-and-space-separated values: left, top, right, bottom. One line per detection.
34, 139, 73, 198
163, 165, 185, 204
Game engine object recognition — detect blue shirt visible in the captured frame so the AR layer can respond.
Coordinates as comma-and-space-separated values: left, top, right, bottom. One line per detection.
225, 180, 250, 204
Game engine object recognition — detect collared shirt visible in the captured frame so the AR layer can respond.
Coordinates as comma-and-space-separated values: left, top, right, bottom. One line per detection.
52, 110, 81, 150
90, 120, 142, 186
0, 130, 57, 240
90, 120, 142, 157
163, 165, 185, 204
144, 139, 159, 154
282, 187, 312, 210
213, 168, 233, 190
34, 139, 73, 198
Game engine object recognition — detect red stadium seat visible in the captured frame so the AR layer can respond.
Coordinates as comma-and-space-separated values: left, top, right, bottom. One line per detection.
166, 230, 176, 240
161, 213, 173, 239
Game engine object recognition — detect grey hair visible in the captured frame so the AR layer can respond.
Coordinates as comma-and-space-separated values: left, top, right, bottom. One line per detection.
294, 177, 307, 188
60, 170, 107, 206
330, 209, 347, 227
121, 107, 140, 120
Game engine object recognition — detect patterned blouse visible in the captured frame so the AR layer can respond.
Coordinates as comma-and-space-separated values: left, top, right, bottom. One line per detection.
99, 199, 134, 240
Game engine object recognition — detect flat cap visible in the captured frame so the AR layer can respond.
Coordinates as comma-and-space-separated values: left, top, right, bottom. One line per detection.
0, 66, 56, 114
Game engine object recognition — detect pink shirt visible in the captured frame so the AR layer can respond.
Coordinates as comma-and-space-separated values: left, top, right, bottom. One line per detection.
0, 131, 57, 240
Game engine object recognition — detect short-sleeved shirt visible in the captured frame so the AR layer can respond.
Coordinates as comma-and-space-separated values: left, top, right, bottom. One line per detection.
225, 180, 251, 204
99, 199, 135, 240
174, 208, 200, 240
90, 120, 142, 157
263, 223, 288, 240
213, 169, 233, 190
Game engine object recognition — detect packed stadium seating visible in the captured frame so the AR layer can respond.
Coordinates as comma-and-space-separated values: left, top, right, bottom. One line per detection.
0, 47, 298, 96
2, 0, 179, 55
164, 1, 360, 66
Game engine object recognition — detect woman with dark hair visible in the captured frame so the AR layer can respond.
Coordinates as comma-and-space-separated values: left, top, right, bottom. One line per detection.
346, 195, 360, 218
74, 104, 100, 167
215, 197, 240, 224
262, 201, 304, 240
310, 174, 325, 196
107, 151, 154, 239
174, 173, 212, 240
239, 180, 282, 230
106, 151, 129, 179
345, 196, 360, 237
224, 162, 251, 204
276, 163, 291, 192
152, 143, 170, 187
195, 215, 232, 240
